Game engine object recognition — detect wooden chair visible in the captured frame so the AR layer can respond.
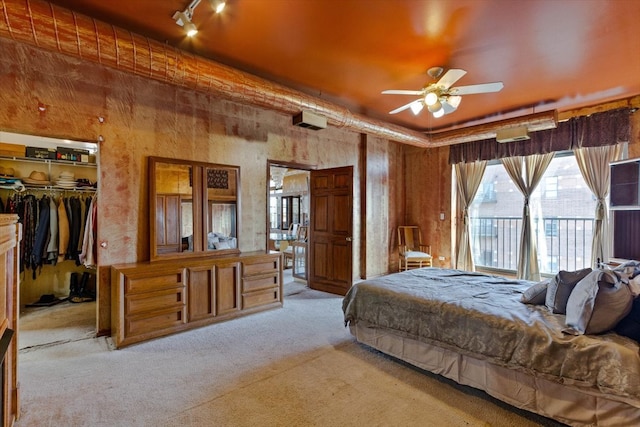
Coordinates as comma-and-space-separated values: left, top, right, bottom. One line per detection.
398, 226, 432, 271
284, 226, 307, 268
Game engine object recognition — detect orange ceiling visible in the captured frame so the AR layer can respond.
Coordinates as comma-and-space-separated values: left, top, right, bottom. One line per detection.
47, 0, 640, 133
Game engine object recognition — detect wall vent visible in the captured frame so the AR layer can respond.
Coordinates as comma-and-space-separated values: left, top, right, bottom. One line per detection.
293, 111, 327, 130
496, 126, 530, 143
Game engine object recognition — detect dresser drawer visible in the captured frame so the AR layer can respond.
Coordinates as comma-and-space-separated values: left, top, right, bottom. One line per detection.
243, 273, 278, 293
125, 287, 185, 315
124, 269, 186, 294
242, 287, 279, 309
243, 257, 279, 277
125, 306, 186, 338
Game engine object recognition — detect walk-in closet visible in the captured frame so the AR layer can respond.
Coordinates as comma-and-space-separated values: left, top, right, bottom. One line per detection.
0, 132, 98, 348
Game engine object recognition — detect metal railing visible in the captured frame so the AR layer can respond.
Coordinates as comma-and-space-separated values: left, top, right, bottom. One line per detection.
470, 216, 594, 274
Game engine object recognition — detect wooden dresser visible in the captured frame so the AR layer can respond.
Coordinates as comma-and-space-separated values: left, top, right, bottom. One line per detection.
0, 215, 20, 426
111, 251, 282, 348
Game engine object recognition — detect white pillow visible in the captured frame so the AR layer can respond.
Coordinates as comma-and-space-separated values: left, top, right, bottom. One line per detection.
214, 241, 231, 250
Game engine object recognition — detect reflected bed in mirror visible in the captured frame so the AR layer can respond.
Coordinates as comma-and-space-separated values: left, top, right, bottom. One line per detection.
149, 157, 240, 261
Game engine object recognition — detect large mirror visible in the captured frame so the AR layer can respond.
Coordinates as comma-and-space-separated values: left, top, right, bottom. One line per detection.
149, 157, 240, 261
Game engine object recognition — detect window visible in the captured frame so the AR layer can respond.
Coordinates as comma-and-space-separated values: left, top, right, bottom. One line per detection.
479, 181, 497, 202
469, 152, 596, 274
545, 219, 559, 237
545, 176, 558, 199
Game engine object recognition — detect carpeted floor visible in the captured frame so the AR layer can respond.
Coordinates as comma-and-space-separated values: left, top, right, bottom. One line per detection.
17, 283, 564, 426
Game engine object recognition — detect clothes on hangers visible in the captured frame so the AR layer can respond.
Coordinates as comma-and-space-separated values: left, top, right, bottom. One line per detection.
1, 189, 98, 277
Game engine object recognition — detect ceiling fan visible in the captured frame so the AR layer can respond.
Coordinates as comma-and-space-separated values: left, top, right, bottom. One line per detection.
382, 67, 504, 118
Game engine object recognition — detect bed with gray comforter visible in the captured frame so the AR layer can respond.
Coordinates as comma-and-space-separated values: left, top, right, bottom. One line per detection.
342, 268, 640, 426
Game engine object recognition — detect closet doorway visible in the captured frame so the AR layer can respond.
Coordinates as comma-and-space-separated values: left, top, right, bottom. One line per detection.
267, 161, 311, 294
0, 131, 99, 349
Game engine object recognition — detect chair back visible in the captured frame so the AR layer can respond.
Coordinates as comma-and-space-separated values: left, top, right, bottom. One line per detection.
297, 226, 308, 241
398, 226, 422, 252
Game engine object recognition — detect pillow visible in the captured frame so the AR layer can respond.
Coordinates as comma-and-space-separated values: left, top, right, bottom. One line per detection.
615, 298, 640, 343
520, 279, 549, 305
545, 268, 592, 314
565, 270, 633, 335
214, 241, 232, 250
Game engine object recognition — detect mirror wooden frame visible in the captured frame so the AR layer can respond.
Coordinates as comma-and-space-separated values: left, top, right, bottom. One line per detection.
149, 156, 241, 261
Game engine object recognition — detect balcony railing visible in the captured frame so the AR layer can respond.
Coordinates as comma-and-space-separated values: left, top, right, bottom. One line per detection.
470, 216, 594, 274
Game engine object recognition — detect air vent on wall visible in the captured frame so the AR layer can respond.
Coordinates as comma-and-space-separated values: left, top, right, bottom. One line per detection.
496, 126, 530, 143
293, 111, 327, 130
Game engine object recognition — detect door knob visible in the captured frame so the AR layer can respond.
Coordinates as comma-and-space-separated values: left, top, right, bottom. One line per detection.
346, 237, 352, 242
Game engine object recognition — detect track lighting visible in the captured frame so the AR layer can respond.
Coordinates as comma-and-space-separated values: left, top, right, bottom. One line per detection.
210, 0, 227, 14
173, 0, 227, 37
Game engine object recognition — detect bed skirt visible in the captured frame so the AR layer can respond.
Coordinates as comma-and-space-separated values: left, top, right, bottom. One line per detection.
350, 321, 640, 427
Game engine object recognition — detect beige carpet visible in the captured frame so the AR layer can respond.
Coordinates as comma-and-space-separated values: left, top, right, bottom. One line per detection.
17, 287, 563, 426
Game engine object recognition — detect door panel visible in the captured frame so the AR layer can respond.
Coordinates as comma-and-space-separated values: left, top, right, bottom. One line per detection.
309, 166, 353, 295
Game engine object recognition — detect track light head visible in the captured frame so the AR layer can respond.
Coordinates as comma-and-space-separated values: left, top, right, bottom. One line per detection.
210, 0, 227, 13
173, 10, 198, 36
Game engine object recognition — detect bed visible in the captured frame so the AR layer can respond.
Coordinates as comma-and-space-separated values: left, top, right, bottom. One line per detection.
342, 268, 640, 426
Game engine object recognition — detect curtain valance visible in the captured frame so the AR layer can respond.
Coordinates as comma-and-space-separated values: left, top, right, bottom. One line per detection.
449, 108, 630, 164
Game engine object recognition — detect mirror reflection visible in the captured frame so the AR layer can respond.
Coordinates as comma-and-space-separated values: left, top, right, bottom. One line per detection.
150, 157, 240, 260
154, 162, 193, 254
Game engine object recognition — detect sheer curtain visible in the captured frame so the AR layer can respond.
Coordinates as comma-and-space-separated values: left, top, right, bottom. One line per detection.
573, 145, 621, 267
502, 153, 555, 281
454, 160, 486, 271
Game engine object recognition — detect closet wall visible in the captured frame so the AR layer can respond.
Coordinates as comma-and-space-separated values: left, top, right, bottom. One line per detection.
0, 135, 98, 308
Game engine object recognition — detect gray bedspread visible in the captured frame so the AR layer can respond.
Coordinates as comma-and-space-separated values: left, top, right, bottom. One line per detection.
342, 268, 640, 402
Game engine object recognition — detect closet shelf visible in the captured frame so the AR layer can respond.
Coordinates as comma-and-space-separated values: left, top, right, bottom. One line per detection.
0, 155, 96, 168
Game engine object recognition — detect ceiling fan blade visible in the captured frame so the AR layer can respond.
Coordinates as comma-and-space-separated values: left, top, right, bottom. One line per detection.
437, 69, 467, 90
449, 82, 504, 95
381, 89, 424, 96
441, 100, 457, 115
389, 100, 420, 114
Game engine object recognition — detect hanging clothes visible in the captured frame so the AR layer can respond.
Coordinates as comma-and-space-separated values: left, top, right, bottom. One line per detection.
47, 196, 59, 264
31, 196, 50, 279
57, 196, 70, 264
79, 196, 97, 268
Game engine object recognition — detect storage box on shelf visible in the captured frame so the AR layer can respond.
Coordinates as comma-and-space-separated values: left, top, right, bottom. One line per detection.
0, 154, 97, 192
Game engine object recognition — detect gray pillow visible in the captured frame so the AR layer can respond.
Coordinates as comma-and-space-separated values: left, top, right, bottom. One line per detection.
520, 279, 549, 305
545, 268, 592, 314
565, 270, 633, 335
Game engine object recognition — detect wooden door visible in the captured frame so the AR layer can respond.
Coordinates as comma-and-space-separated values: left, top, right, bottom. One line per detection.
309, 166, 353, 295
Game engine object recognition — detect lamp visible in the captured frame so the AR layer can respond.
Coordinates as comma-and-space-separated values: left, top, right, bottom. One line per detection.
427, 100, 442, 113
174, 0, 228, 37
424, 92, 439, 106
210, 0, 227, 13
410, 101, 424, 115
173, 0, 200, 37
433, 108, 445, 118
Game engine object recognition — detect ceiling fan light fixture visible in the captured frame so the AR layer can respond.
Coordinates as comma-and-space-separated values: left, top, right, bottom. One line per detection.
424, 92, 439, 106
432, 108, 445, 118
427, 100, 442, 113
410, 101, 424, 115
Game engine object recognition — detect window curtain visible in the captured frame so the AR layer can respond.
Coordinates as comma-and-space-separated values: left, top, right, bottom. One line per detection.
449, 108, 630, 164
573, 145, 621, 267
454, 160, 487, 271
501, 153, 555, 281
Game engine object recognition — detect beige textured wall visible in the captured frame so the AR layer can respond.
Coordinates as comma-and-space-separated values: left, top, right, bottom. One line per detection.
0, 38, 398, 330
